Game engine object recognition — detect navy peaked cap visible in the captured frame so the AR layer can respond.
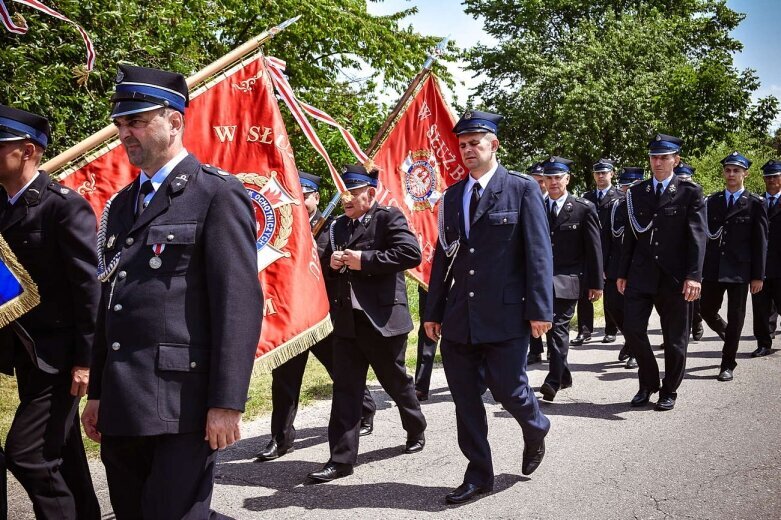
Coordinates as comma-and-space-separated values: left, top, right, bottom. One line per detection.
761, 159, 781, 176
453, 110, 503, 136
592, 158, 615, 172
648, 133, 683, 155
720, 151, 751, 170
673, 162, 695, 177
299, 171, 321, 193
618, 166, 644, 184
111, 64, 189, 118
0, 104, 51, 149
543, 156, 574, 175
342, 164, 378, 189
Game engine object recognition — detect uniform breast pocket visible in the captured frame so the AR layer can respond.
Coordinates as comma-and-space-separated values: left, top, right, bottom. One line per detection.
733, 216, 751, 225
561, 222, 581, 232
487, 210, 518, 240
663, 206, 681, 217
146, 222, 198, 274
156, 344, 210, 422
7, 230, 43, 249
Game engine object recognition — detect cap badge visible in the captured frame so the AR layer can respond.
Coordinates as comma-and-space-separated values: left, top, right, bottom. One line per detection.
115, 70, 124, 83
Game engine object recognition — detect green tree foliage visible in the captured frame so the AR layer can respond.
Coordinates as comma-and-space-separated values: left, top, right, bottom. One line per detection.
464, 0, 778, 191
0, 0, 450, 181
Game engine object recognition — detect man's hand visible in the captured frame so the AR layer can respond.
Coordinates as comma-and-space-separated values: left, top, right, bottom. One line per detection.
341, 249, 362, 270
682, 279, 701, 302
588, 289, 603, 302
530, 320, 552, 338
330, 250, 345, 270
750, 279, 764, 295
70, 366, 90, 397
205, 408, 242, 450
424, 321, 441, 342
617, 278, 627, 295
81, 400, 101, 443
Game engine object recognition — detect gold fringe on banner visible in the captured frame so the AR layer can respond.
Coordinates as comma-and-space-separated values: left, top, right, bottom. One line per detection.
0, 234, 40, 329
253, 315, 333, 375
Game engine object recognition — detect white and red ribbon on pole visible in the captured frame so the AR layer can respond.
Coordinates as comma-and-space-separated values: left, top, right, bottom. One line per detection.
0, 0, 95, 72
265, 56, 371, 194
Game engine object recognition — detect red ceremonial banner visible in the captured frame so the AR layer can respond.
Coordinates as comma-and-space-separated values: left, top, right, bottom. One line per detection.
370, 73, 466, 287
57, 53, 332, 371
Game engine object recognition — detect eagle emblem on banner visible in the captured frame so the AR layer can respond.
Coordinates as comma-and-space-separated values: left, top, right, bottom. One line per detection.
399, 149, 444, 212
238, 171, 299, 272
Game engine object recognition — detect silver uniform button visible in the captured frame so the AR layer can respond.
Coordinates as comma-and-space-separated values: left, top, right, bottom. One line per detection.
111, 342, 120, 351
469, 248, 475, 253
167, 234, 175, 241
469, 291, 475, 297
469, 269, 475, 275
118, 271, 127, 280
125, 237, 134, 246
113, 304, 122, 311
190, 361, 197, 368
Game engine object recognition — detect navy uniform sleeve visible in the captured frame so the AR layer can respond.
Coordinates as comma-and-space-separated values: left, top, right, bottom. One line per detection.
751, 197, 768, 281
54, 192, 100, 368
424, 237, 448, 323
583, 203, 605, 291
685, 184, 707, 282
521, 180, 553, 322
618, 195, 636, 279
203, 177, 263, 412
360, 208, 422, 274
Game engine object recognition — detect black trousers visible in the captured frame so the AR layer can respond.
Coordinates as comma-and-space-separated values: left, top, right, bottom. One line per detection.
441, 336, 549, 488
329, 311, 426, 465
752, 278, 781, 349
624, 280, 691, 399
604, 278, 625, 333
700, 280, 749, 371
5, 353, 99, 520
414, 287, 439, 394
270, 333, 375, 449
576, 283, 618, 336
101, 432, 229, 520
544, 298, 578, 391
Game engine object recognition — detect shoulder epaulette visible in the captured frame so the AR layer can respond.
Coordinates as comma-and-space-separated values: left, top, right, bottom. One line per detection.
574, 196, 593, 207
508, 170, 531, 180
749, 193, 764, 202
47, 182, 72, 198
202, 164, 231, 179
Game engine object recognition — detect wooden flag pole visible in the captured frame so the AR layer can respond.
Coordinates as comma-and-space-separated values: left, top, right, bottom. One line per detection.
41, 15, 301, 174
365, 36, 449, 157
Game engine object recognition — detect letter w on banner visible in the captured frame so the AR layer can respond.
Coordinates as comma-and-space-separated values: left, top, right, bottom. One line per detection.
56, 53, 331, 372
369, 72, 466, 287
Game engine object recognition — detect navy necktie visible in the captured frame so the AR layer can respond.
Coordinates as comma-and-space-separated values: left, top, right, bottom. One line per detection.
469, 183, 481, 224
655, 182, 663, 204
769, 196, 777, 209
597, 191, 603, 204
727, 193, 735, 211
136, 180, 154, 219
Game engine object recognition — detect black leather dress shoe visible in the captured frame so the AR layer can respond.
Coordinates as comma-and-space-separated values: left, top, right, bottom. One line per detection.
602, 335, 616, 343
751, 347, 771, 357
307, 461, 353, 482
655, 396, 676, 411
630, 388, 657, 407
571, 333, 591, 346
618, 345, 630, 362
624, 357, 638, 369
717, 368, 733, 382
539, 382, 557, 402
254, 439, 292, 462
445, 482, 491, 504
522, 439, 545, 475
692, 322, 704, 341
528, 352, 543, 365
404, 434, 425, 454
415, 389, 429, 402
359, 420, 373, 437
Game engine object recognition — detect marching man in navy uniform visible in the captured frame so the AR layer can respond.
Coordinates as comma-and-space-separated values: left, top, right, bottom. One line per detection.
0, 105, 100, 519
603, 167, 644, 369
617, 134, 706, 411
752, 160, 781, 357
573, 158, 620, 346
255, 171, 375, 462
540, 157, 603, 401
424, 110, 552, 504
308, 164, 426, 483
700, 152, 767, 381
80, 65, 263, 519
527, 161, 547, 365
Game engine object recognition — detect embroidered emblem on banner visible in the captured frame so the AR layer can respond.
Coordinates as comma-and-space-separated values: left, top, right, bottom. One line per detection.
399, 149, 443, 212
418, 101, 432, 121
238, 171, 299, 271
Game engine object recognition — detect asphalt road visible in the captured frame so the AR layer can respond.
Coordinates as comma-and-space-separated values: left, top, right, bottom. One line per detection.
8, 299, 781, 519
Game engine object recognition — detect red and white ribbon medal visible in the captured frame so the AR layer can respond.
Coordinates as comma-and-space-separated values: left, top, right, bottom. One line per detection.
149, 244, 165, 269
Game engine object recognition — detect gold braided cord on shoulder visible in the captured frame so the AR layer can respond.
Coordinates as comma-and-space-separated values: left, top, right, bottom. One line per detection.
0, 233, 40, 328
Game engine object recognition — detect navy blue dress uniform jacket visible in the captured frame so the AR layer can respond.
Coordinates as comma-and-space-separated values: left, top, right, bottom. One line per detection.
702, 191, 767, 283
603, 198, 627, 280
619, 175, 707, 290
766, 199, 781, 279
549, 194, 604, 299
425, 166, 553, 344
323, 203, 421, 338
0, 173, 99, 375
584, 187, 622, 262
88, 155, 263, 436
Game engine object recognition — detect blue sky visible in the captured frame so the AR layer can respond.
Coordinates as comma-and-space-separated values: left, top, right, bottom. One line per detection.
367, 0, 781, 124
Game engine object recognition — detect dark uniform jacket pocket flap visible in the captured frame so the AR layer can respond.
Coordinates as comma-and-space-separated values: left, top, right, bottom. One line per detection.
157, 345, 209, 372
562, 222, 580, 230
734, 216, 751, 224
146, 222, 197, 245
488, 211, 518, 225
8, 229, 43, 247
663, 206, 680, 216
378, 292, 403, 306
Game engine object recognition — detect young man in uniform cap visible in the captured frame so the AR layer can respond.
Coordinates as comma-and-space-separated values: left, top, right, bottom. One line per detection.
424, 110, 552, 504
308, 165, 425, 482
0, 104, 101, 519
539, 157, 604, 401
80, 64, 263, 519
604, 167, 644, 369
573, 158, 620, 345
699, 152, 767, 381
751, 159, 781, 357
617, 134, 706, 411
527, 161, 548, 364
255, 171, 376, 462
